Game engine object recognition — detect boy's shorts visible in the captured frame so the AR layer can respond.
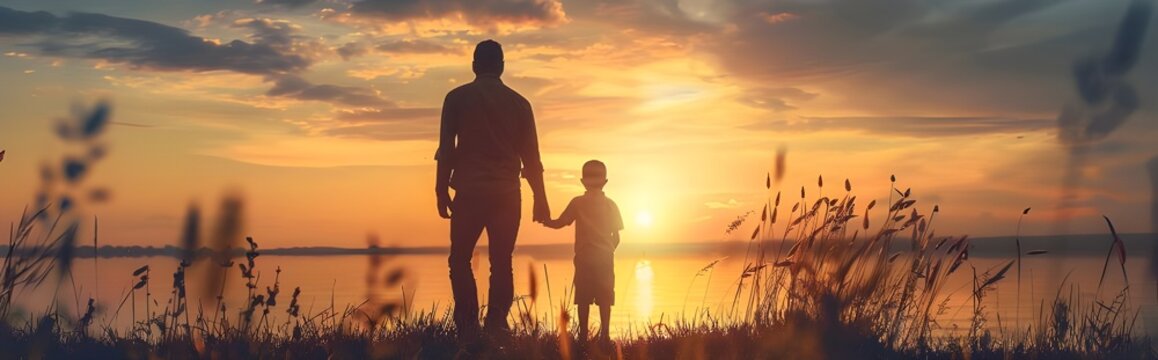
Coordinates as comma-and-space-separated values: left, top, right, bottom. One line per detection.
573, 254, 615, 306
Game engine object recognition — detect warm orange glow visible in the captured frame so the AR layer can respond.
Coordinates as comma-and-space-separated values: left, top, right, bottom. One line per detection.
0, 1, 1149, 251
635, 211, 654, 229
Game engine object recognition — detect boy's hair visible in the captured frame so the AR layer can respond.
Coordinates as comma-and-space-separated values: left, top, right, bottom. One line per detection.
581, 160, 607, 189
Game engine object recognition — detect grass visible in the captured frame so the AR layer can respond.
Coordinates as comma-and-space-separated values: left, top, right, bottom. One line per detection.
1, 103, 1154, 359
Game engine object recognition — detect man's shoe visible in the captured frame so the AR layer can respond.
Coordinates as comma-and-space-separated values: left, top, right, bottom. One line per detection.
483, 323, 512, 348
483, 318, 511, 332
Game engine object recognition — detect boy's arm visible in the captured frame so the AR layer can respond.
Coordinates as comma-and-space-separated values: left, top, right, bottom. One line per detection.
543, 199, 576, 229
542, 218, 566, 229
612, 200, 624, 248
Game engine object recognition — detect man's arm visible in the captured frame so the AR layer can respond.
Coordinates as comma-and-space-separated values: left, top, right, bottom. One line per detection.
435, 92, 457, 219
542, 199, 575, 229
527, 173, 548, 223
519, 99, 549, 222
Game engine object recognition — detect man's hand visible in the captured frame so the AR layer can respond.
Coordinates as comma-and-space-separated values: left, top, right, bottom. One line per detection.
532, 194, 550, 223
437, 189, 453, 219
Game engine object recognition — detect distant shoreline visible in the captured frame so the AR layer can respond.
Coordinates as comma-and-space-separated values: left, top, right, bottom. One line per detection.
5, 233, 1155, 259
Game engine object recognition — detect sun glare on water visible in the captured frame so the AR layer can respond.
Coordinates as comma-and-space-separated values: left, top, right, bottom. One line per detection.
634, 259, 654, 320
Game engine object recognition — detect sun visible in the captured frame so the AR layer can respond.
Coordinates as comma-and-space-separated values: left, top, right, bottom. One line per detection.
635, 211, 654, 228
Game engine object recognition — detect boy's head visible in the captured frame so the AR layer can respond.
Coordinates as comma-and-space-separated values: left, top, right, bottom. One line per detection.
581, 160, 608, 190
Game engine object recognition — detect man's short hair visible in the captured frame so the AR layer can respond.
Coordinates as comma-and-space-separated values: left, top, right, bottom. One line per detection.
474, 40, 503, 67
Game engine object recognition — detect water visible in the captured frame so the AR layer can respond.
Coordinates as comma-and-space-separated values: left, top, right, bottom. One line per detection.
12, 242, 1158, 339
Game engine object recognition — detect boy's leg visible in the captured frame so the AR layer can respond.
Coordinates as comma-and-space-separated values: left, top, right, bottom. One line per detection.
599, 305, 611, 340
577, 303, 590, 341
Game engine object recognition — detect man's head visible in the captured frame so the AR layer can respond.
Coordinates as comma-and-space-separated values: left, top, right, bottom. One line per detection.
472, 39, 504, 76
581, 160, 608, 190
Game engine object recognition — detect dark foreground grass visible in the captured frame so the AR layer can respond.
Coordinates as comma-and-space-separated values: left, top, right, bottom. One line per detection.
1, 316, 1153, 359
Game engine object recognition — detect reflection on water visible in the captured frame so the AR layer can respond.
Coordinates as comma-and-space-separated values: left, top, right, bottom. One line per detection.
633, 259, 654, 322
11, 252, 1158, 338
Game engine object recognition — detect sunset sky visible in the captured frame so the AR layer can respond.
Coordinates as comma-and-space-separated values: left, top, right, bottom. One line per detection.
0, 0, 1156, 248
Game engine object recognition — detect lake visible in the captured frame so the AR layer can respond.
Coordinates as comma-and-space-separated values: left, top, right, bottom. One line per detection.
12, 235, 1158, 339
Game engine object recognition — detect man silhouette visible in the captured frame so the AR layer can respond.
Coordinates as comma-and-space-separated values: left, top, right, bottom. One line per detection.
435, 39, 550, 340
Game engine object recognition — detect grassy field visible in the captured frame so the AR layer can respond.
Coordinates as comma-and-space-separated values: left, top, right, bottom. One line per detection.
1, 104, 1154, 359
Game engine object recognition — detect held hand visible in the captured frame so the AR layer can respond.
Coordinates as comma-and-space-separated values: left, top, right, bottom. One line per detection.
436, 190, 453, 219
532, 195, 550, 223
542, 220, 564, 229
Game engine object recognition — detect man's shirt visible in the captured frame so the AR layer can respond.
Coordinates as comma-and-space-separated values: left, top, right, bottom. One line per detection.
437, 74, 543, 192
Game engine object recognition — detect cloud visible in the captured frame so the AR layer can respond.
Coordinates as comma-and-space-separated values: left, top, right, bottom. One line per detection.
776, 116, 1054, 138
376, 39, 459, 54
256, 0, 318, 8
705, 198, 741, 209
704, 1, 917, 79
739, 87, 819, 112
0, 6, 56, 34
266, 75, 392, 107
705, 0, 1070, 79
323, 123, 437, 141
336, 42, 368, 60
337, 108, 441, 123
687, 0, 1152, 119
234, 18, 299, 49
314, 107, 441, 141
559, 0, 717, 36
0, 6, 311, 75
334, 39, 460, 61
0, 5, 436, 149
112, 121, 155, 128
1057, 0, 1152, 146
346, 0, 567, 28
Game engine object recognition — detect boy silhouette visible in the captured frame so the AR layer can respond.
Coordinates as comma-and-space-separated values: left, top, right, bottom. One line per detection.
543, 160, 623, 342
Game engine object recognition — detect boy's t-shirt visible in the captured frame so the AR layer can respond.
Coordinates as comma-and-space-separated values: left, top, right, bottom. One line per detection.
557, 190, 623, 258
